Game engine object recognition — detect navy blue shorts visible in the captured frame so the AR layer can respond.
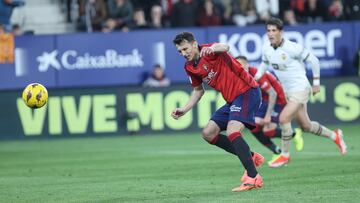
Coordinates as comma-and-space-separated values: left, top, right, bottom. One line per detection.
255, 102, 285, 123
211, 88, 261, 131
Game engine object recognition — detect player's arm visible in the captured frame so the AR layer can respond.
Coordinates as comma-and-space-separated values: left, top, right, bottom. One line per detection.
254, 45, 270, 80
171, 84, 205, 119
304, 53, 321, 95
254, 54, 269, 80
200, 43, 229, 57
263, 86, 277, 124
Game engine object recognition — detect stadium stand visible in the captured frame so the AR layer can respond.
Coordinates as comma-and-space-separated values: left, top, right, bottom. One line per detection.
10, 0, 75, 34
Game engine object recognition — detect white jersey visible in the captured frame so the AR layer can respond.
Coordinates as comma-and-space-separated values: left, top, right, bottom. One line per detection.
261, 39, 311, 92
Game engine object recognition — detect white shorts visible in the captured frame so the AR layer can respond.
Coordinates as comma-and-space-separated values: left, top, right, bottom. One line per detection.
286, 87, 311, 104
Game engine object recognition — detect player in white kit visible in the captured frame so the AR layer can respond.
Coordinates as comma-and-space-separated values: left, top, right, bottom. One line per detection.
254, 18, 347, 168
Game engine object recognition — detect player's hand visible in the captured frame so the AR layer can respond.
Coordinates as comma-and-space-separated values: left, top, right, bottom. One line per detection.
312, 85, 320, 95
263, 115, 271, 125
200, 47, 215, 57
171, 108, 186, 120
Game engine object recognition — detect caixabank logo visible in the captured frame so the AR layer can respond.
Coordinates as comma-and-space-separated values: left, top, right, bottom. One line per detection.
36, 49, 144, 72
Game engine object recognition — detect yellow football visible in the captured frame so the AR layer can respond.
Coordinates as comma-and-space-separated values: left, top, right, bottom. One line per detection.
22, 83, 48, 109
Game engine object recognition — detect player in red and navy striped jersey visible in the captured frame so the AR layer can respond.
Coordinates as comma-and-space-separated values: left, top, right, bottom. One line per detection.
171, 32, 263, 192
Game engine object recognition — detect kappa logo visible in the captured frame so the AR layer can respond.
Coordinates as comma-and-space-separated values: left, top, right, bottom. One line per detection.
37, 50, 61, 72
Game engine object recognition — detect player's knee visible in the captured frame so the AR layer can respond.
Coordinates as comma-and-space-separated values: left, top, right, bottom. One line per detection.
280, 122, 293, 136
279, 116, 290, 125
201, 128, 216, 142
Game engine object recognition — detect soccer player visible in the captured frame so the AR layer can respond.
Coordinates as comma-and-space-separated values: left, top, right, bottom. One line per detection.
171, 32, 263, 191
235, 55, 304, 162
254, 18, 347, 167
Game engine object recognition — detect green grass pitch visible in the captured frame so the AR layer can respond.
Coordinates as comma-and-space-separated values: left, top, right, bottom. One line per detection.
0, 124, 359, 203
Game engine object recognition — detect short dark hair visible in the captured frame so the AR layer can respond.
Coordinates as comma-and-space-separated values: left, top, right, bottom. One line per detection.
173, 32, 196, 45
235, 55, 248, 62
266, 17, 284, 30
153, 63, 162, 69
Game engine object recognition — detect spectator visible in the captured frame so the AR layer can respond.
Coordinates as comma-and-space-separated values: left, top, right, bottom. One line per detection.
0, 0, 24, 32
149, 4, 169, 28
170, 0, 198, 27
143, 64, 170, 87
132, 0, 158, 19
77, 0, 107, 32
328, 0, 345, 21
61, 0, 72, 23
11, 23, 22, 35
344, 0, 360, 20
283, 8, 298, 25
159, 0, 178, 23
219, 0, 236, 25
103, 0, 133, 32
128, 7, 152, 30
196, 0, 222, 27
287, 0, 307, 23
232, 0, 257, 26
255, 0, 279, 23
304, 0, 328, 23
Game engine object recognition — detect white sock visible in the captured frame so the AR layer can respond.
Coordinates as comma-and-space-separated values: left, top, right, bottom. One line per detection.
280, 123, 293, 157
309, 121, 336, 140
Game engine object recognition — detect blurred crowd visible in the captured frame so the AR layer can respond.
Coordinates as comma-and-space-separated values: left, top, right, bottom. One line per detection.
0, 0, 360, 35
0, 0, 25, 35
68, 0, 360, 33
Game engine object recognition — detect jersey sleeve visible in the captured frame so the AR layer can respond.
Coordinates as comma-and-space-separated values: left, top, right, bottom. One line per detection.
201, 43, 218, 61
289, 40, 310, 61
258, 74, 271, 91
261, 44, 270, 64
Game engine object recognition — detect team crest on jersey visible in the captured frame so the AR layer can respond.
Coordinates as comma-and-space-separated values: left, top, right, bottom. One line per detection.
281, 53, 287, 61
202, 69, 217, 84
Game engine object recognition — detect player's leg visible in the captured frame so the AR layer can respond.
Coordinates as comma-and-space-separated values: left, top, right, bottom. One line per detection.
268, 101, 301, 167
229, 88, 263, 191
262, 103, 284, 139
295, 103, 347, 155
251, 118, 281, 154
227, 120, 263, 191
262, 123, 282, 154
227, 121, 257, 177
268, 103, 304, 151
203, 104, 239, 155
202, 120, 236, 155
249, 102, 281, 154
263, 123, 282, 138
206, 105, 265, 164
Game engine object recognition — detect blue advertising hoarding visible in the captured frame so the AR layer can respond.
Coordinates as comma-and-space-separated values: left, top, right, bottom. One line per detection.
208, 23, 357, 76
0, 35, 57, 90
0, 22, 358, 90
54, 29, 205, 87
355, 22, 360, 58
